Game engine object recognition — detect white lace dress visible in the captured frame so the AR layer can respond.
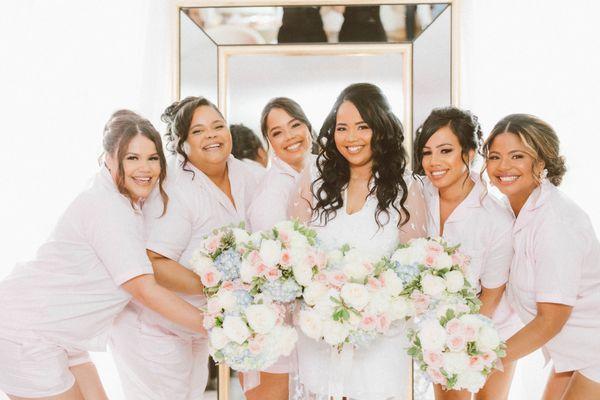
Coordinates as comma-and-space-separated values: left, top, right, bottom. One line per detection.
289, 167, 427, 400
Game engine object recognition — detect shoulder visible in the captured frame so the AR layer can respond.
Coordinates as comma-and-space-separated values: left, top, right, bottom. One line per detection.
479, 191, 514, 229
539, 185, 592, 235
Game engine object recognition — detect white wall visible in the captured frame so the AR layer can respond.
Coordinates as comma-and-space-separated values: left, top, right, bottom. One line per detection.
0, 1, 172, 398
460, 1, 600, 398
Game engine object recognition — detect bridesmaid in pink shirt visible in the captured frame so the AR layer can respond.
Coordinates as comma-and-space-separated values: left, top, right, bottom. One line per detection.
244, 97, 314, 399
110, 97, 261, 400
484, 114, 600, 399
414, 107, 521, 400
0, 111, 206, 400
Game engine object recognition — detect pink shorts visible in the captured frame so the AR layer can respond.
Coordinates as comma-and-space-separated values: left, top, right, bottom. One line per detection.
109, 304, 210, 400
0, 334, 91, 398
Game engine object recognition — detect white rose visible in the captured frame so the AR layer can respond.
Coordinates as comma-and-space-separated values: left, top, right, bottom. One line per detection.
249, 232, 263, 246
444, 270, 465, 293
274, 220, 295, 233
343, 261, 369, 281
380, 269, 404, 296
323, 321, 350, 346
303, 281, 329, 306
476, 325, 501, 351
209, 327, 230, 350
292, 263, 313, 287
231, 228, 250, 244
273, 326, 298, 356
391, 247, 412, 266
443, 352, 470, 375
217, 289, 237, 311
245, 304, 278, 334
313, 292, 337, 317
190, 253, 213, 274
222, 316, 251, 344
418, 319, 447, 351
239, 258, 256, 283
432, 252, 453, 270
289, 231, 309, 249
298, 309, 323, 340
455, 370, 486, 392
340, 283, 370, 311
259, 239, 282, 268
459, 314, 485, 330
389, 296, 411, 320
365, 291, 391, 315
421, 274, 447, 298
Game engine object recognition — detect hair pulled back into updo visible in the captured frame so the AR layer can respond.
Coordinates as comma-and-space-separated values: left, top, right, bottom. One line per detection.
413, 106, 483, 175
483, 114, 567, 186
161, 96, 224, 175
102, 109, 168, 214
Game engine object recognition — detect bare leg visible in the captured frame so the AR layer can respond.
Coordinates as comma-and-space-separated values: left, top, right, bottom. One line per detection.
69, 362, 108, 400
239, 372, 289, 400
433, 383, 472, 400
543, 369, 574, 400
561, 371, 600, 400
475, 360, 517, 400
8, 384, 84, 400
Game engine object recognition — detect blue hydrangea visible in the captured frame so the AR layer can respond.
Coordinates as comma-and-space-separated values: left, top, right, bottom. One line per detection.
214, 249, 241, 281
348, 330, 377, 347
233, 290, 253, 308
262, 278, 302, 303
392, 262, 421, 285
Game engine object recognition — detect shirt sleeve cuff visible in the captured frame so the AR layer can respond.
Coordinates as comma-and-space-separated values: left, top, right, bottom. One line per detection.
113, 265, 154, 286
535, 292, 576, 306
147, 242, 181, 263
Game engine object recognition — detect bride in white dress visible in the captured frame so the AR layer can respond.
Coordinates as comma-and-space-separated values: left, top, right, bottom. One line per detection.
290, 83, 427, 400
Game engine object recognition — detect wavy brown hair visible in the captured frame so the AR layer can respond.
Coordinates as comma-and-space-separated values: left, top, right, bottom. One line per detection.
313, 83, 410, 228
102, 110, 168, 215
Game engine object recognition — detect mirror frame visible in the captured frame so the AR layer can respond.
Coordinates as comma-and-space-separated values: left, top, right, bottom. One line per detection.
173, 1, 460, 399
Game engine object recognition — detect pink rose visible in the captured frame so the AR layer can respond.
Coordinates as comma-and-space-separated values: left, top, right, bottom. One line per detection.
376, 315, 391, 333
266, 267, 282, 281
469, 355, 485, 371
221, 280, 234, 290
464, 325, 477, 342
445, 318, 465, 336
447, 334, 466, 352
481, 350, 498, 364
315, 252, 328, 270
425, 253, 437, 267
452, 252, 471, 273
280, 250, 292, 266
249, 250, 262, 266
201, 267, 222, 287
363, 261, 374, 273
329, 271, 348, 287
279, 231, 290, 245
256, 263, 268, 275
206, 236, 220, 253
426, 241, 444, 255
411, 292, 431, 315
423, 350, 444, 368
315, 272, 328, 283
427, 367, 447, 385
367, 277, 382, 290
360, 315, 377, 331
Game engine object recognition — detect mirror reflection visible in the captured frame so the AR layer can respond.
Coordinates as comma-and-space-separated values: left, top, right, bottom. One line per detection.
183, 4, 448, 45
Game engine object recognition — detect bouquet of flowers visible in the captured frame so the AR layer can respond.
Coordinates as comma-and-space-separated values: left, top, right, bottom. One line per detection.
297, 245, 414, 350
238, 220, 327, 303
203, 281, 298, 371
407, 309, 506, 392
389, 237, 480, 316
189, 224, 299, 371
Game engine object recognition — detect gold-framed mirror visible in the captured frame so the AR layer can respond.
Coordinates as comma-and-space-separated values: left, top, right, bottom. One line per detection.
174, 1, 459, 399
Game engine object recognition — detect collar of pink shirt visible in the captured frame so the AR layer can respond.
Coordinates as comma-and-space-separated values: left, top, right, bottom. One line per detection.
513, 178, 554, 233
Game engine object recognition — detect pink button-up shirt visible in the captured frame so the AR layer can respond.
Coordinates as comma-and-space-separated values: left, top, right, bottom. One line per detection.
0, 167, 153, 351
508, 179, 600, 372
424, 174, 521, 339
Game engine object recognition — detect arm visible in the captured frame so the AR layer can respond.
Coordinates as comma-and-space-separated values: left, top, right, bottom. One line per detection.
478, 284, 505, 318
122, 274, 205, 334
147, 250, 204, 295
503, 302, 572, 363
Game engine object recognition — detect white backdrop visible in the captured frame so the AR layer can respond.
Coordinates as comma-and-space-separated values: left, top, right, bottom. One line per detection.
1, 1, 599, 399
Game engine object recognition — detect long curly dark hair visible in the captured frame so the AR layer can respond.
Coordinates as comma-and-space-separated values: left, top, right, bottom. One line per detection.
312, 83, 410, 228
161, 96, 224, 177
